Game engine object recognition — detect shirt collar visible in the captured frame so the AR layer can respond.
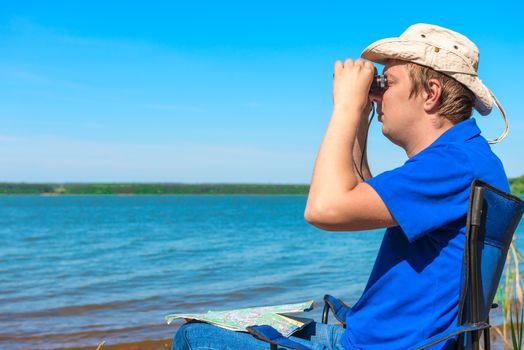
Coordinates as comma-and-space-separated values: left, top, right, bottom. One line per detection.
430, 117, 481, 147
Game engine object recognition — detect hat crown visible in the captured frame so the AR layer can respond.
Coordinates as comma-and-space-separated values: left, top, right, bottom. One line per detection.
401, 23, 480, 72
361, 23, 494, 116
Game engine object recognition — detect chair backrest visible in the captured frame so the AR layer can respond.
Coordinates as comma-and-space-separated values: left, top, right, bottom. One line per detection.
457, 180, 524, 349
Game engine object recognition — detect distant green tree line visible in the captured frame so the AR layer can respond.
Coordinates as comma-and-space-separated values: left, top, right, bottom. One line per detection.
0, 177, 522, 195
509, 176, 524, 195
0, 183, 310, 195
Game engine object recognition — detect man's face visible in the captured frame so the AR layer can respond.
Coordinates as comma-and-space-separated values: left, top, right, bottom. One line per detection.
371, 60, 425, 147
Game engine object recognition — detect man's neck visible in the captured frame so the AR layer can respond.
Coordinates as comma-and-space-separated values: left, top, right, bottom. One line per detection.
404, 118, 455, 158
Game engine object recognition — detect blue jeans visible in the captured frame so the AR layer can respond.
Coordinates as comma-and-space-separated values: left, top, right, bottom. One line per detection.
173, 321, 346, 350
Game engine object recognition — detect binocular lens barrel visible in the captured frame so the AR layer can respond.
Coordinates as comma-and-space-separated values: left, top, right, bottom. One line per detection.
370, 75, 388, 94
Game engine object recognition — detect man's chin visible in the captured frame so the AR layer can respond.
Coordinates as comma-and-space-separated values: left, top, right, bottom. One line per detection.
381, 125, 389, 138
381, 126, 394, 143
381, 127, 404, 148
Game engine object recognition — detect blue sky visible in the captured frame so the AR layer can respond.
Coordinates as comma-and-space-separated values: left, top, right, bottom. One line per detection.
0, 1, 522, 183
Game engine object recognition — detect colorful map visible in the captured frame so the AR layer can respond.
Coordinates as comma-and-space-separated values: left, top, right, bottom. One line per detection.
166, 300, 314, 337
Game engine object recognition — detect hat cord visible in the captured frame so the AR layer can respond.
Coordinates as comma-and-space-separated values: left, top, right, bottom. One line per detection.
487, 89, 509, 144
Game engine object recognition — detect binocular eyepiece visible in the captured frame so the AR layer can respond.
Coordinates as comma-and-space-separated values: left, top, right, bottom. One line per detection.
370, 73, 388, 94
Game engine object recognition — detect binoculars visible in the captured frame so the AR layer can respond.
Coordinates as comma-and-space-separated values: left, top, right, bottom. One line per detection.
370, 74, 388, 94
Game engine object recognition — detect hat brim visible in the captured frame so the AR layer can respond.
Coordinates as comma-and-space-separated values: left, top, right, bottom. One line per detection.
361, 38, 493, 116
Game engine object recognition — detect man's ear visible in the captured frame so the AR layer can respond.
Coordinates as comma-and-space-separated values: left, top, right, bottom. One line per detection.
423, 78, 442, 113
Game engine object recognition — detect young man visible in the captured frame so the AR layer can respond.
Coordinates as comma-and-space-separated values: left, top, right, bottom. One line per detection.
304, 23, 509, 349
173, 24, 509, 350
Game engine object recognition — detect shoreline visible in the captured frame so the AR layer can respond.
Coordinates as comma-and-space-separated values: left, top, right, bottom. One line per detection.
0, 179, 522, 195
0, 183, 312, 196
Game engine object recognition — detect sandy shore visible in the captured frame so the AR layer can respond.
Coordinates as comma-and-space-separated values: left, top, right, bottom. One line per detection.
58, 338, 173, 350
56, 331, 506, 350
51, 323, 511, 350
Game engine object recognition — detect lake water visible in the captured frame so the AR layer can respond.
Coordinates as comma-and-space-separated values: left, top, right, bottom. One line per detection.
0, 195, 522, 349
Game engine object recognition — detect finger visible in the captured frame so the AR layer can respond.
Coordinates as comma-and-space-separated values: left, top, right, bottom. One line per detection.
334, 60, 343, 76
354, 58, 365, 67
363, 60, 376, 77
344, 58, 354, 68
364, 60, 375, 71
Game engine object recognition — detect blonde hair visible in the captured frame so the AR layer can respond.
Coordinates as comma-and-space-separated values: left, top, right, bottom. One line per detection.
405, 62, 475, 124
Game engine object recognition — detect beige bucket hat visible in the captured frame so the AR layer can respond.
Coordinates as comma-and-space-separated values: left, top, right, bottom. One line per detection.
361, 23, 508, 143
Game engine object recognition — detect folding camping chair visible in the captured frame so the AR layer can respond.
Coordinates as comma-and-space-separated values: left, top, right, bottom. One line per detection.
248, 180, 524, 350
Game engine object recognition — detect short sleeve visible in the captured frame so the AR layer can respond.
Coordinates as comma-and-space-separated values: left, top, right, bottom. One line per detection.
365, 144, 474, 242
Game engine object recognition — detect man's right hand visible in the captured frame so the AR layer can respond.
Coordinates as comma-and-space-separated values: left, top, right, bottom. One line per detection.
332, 58, 375, 116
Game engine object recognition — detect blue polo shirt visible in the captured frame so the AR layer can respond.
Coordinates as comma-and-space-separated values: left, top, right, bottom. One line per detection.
341, 118, 509, 350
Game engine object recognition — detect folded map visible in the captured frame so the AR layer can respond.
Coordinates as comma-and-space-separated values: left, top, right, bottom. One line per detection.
165, 300, 314, 337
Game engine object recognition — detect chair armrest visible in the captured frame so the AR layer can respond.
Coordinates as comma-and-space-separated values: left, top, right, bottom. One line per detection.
322, 294, 350, 326
409, 322, 490, 350
246, 325, 312, 350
